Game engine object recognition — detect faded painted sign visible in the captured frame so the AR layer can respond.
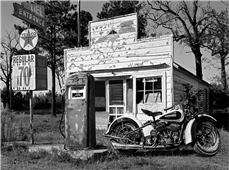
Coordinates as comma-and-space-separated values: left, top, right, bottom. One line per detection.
89, 13, 137, 46
12, 3, 47, 30
65, 13, 173, 74
21, 2, 45, 18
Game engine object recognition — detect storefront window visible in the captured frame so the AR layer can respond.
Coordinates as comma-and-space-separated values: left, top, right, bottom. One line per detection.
136, 77, 162, 104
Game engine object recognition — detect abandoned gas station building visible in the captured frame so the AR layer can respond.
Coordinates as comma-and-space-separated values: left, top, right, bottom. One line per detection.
64, 13, 209, 124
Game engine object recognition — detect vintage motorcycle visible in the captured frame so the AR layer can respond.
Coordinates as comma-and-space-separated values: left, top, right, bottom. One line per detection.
104, 95, 220, 156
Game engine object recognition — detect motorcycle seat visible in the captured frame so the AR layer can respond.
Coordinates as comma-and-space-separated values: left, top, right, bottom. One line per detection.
141, 109, 162, 118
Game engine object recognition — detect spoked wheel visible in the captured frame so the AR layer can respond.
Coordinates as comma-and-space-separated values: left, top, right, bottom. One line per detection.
112, 122, 140, 144
194, 121, 220, 156
111, 122, 141, 154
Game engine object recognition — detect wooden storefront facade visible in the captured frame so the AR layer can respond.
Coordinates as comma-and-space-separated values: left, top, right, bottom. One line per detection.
64, 13, 209, 124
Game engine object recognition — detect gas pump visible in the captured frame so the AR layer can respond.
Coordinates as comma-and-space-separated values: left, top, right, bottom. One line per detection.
65, 72, 96, 149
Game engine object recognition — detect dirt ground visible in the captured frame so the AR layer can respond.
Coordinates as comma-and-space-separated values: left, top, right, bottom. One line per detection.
0, 153, 8, 170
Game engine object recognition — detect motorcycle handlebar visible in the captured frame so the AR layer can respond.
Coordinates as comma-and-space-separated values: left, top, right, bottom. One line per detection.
164, 106, 174, 111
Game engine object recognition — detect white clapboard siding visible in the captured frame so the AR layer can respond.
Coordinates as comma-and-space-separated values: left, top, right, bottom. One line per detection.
91, 33, 171, 50
97, 36, 172, 53
165, 70, 172, 108
67, 58, 171, 72
91, 33, 137, 48
66, 39, 171, 62
66, 47, 170, 63
67, 55, 169, 66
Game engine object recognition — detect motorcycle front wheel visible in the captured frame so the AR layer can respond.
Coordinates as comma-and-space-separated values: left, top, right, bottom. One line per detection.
194, 121, 220, 156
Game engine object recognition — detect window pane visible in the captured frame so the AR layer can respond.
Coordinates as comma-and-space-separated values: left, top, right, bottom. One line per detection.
117, 107, 124, 114
145, 77, 162, 103
154, 77, 162, 90
109, 107, 116, 114
136, 77, 162, 104
109, 80, 123, 105
145, 92, 162, 103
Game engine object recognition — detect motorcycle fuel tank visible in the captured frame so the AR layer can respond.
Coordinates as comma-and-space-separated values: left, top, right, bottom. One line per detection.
159, 109, 184, 123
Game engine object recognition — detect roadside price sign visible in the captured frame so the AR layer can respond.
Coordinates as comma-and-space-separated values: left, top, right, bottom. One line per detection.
12, 54, 47, 91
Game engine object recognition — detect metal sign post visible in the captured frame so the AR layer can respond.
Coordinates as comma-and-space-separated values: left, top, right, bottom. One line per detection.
30, 90, 34, 144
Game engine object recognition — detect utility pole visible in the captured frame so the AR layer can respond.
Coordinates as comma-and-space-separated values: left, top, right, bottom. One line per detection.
51, 25, 56, 117
78, 0, 81, 47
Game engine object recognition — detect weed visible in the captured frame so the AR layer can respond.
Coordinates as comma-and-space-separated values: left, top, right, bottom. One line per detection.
51, 149, 74, 163
1, 110, 16, 141
28, 150, 51, 160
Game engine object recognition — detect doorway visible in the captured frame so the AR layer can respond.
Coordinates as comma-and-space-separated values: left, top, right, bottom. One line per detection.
108, 79, 124, 123
95, 81, 106, 111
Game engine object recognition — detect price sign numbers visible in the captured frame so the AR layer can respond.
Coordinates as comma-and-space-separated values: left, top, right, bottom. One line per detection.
18, 65, 32, 86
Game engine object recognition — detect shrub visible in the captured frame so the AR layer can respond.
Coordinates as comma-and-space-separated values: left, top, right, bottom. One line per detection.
1, 109, 29, 142
1, 109, 16, 142
210, 83, 229, 110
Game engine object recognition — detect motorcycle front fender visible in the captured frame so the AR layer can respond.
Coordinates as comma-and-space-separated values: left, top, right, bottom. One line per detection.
105, 115, 143, 135
184, 114, 217, 145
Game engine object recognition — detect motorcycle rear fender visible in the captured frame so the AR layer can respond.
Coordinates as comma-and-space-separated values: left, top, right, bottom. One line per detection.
184, 114, 217, 144
105, 115, 143, 135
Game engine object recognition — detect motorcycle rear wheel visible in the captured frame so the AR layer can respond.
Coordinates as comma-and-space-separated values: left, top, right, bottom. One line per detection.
194, 121, 220, 156
111, 122, 140, 154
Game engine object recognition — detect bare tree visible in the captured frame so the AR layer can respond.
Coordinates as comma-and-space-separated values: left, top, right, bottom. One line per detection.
203, 3, 229, 91
55, 56, 64, 90
0, 29, 20, 109
144, 0, 214, 79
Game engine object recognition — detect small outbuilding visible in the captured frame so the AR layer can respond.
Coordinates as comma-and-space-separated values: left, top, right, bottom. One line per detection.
64, 13, 209, 125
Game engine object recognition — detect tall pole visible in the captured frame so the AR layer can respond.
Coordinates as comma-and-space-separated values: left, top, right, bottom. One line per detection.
78, 0, 81, 47
51, 25, 56, 117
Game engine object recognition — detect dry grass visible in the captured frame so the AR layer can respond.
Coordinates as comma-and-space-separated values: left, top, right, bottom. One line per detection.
1, 113, 229, 170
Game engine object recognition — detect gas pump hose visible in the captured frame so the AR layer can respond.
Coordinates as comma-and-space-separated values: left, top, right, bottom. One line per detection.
59, 110, 65, 139
59, 90, 66, 139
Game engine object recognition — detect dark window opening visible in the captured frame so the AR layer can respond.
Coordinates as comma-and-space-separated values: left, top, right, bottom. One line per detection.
109, 80, 123, 105
95, 81, 106, 111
